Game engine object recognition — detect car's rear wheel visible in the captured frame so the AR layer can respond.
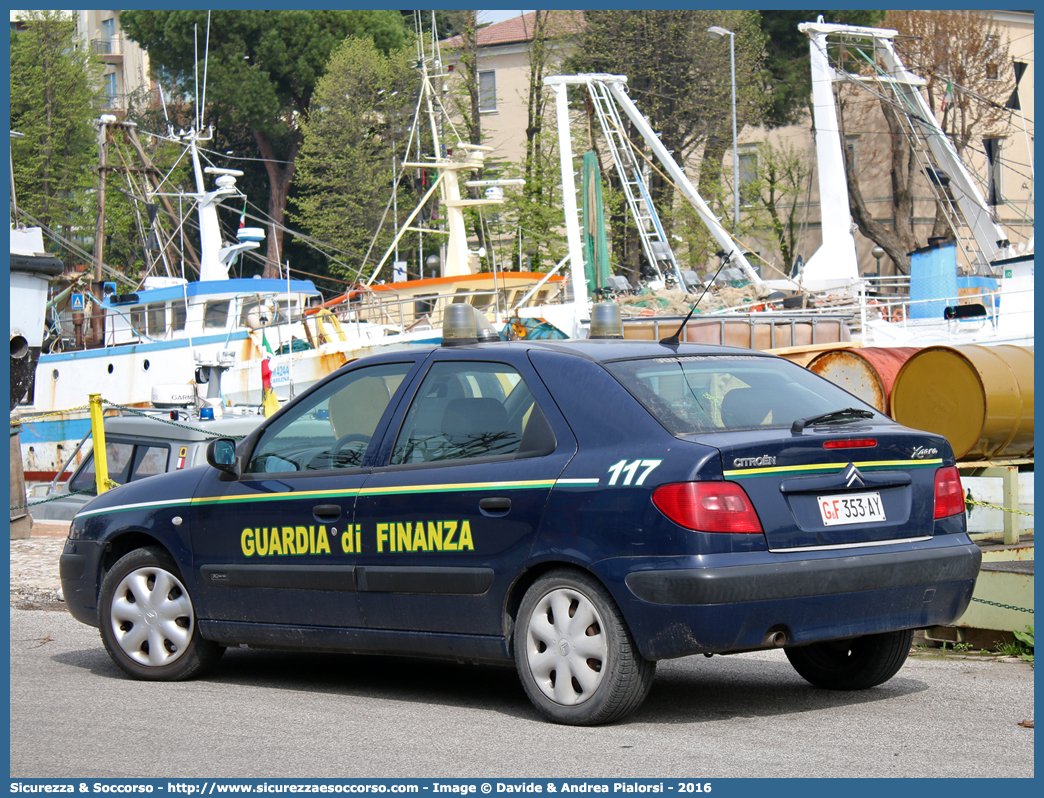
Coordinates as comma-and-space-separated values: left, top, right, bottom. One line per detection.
514, 569, 655, 725
98, 547, 223, 680
785, 629, 914, 690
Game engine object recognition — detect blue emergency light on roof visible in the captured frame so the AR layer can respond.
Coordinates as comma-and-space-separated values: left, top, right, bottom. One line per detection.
199, 407, 215, 420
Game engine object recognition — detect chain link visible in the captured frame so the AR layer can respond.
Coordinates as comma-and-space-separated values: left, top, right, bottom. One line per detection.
970, 597, 1034, 614
103, 400, 251, 439
11, 487, 98, 512
11, 398, 254, 513
10, 404, 93, 425
966, 498, 1034, 517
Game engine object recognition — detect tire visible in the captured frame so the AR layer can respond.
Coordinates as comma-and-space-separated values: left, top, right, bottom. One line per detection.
98, 547, 224, 681
785, 629, 914, 690
513, 569, 655, 725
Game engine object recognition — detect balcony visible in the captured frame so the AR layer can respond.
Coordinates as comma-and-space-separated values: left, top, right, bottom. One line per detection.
91, 36, 123, 63
98, 87, 164, 114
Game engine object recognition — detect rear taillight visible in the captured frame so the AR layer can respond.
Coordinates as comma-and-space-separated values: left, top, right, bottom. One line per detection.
652, 482, 763, 533
933, 466, 965, 519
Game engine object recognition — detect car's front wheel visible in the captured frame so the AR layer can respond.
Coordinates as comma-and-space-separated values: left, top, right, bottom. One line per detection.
98, 547, 224, 680
785, 629, 914, 690
514, 569, 655, 725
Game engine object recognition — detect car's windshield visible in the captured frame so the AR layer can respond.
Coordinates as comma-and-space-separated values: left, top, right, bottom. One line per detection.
606, 354, 881, 434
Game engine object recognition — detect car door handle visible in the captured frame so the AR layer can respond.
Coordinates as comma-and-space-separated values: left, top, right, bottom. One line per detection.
313, 504, 343, 522
479, 497, 511, 514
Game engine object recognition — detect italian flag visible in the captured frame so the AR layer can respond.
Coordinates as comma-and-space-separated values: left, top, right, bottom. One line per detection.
941, 78, 953, 112
260, 330, 280, 418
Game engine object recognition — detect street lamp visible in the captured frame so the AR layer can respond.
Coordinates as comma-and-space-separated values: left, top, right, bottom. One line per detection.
708, 25, 739, 232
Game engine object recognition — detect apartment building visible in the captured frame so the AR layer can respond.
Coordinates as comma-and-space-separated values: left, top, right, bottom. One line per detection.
10, 10, 151, 114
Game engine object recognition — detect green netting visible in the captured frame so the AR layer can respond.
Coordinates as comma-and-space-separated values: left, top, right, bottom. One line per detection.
582, 150, 612, 294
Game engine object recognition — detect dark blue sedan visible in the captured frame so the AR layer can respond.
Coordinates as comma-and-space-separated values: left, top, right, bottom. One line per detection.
61, 330, 980, 725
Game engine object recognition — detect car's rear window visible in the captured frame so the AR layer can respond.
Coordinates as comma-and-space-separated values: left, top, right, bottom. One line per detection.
606, 354, 879, 434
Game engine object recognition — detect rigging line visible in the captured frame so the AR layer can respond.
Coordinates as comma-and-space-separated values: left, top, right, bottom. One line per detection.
14, 208, 136, 287
237, 197, 376, 276
196, 147, 292, 166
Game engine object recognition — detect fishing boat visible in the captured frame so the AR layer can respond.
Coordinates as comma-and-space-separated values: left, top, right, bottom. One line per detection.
780, 21, 1032, 349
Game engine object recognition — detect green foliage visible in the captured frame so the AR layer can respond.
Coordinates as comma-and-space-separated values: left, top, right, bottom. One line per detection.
121, 10, 409, 277
290, 37, 420, 283
121, 11, 407, 130
9, 11, 103, 257
757, 10, 886, 129
739, 140, 814, 279
566, 10, 767, 273
1013, 625, 1034, 663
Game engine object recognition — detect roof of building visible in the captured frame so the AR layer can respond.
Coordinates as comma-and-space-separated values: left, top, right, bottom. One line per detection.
441, 10, 584, 49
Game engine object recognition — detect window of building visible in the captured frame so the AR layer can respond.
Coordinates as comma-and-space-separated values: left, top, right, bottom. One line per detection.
479, 70, 497, 113
104, 72, 117, 106
737, 147, 758, 206
985, 35, 999, 81
844, 136, 859, 170
983, 137, 1004, 205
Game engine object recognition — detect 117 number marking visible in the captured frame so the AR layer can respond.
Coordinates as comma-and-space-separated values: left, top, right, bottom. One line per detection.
607, 459, 662, 486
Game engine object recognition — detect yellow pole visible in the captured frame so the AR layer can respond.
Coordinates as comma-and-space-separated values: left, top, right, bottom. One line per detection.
88, 394, 110, 494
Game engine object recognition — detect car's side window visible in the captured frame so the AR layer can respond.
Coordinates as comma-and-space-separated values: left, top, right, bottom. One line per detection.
130, 444, 170, 480
391, 361, 554, 465
68, 440, 136, 493
245, 363, 413, 474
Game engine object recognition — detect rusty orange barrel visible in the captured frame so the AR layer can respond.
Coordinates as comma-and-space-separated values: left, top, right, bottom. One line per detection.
890, 345, 1034, 460
807, 347, 919, 414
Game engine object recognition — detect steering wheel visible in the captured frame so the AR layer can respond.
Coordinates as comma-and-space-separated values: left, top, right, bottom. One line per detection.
307, 434, 372, 470
330, 433, 371, 460
332, 433, 371, 451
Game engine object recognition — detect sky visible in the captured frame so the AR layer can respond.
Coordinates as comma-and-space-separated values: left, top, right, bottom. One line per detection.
478, 9, 534, 25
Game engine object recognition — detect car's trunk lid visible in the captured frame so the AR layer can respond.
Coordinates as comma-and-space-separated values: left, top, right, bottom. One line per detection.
698, 426, 946, 550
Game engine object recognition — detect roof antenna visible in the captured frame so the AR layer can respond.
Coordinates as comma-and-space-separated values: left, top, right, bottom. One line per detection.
659, 250, 732, 346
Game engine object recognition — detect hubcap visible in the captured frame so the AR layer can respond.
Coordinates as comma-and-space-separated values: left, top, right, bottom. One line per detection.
525, 587, 607, 706
110, 566, 194, 667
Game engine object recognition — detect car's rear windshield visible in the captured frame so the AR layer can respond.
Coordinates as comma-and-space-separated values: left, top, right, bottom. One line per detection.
606, 354, 880, 434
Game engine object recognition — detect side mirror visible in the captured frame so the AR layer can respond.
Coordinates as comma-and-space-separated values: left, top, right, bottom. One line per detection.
206, 438, 240, 478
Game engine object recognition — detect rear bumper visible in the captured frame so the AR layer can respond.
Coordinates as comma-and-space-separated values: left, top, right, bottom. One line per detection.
594, 535, 982, 660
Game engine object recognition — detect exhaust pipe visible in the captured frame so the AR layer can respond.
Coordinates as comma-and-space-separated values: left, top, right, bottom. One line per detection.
767, 630, 787, 648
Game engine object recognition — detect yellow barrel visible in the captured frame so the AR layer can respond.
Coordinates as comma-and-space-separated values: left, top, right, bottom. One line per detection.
890, 345, 1034, 460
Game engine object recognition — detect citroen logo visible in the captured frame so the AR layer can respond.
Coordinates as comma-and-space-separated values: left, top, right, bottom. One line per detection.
558, 639, 571, 657
843, 463, 865, 488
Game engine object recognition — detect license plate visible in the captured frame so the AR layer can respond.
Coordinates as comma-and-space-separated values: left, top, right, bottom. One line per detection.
818, 492, 886, 526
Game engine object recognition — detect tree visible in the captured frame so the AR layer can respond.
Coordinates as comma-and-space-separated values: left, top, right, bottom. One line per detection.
888, 9, 1016, 238
743, 141, 813, 278
499, 10, 579, 271
120, 10, 408, 277
567, 11, 766, 278
836, 10, 1015, 273
290, 37, 418, 284
758, 10, 886, 129
9, 10, 102, 257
